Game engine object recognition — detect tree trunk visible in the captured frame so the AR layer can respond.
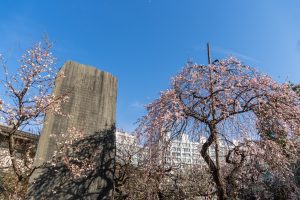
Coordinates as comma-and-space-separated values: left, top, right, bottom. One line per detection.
201, 124, 227, 200
8, 133, 22, 181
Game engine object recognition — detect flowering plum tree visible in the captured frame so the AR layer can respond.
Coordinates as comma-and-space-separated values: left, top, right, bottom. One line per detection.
137, 57, 300, 199
0, 40, 68, 198
291, 83, 300, 95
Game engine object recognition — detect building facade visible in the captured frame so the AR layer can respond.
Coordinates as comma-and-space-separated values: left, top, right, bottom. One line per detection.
0, 125, 38, 171
116, 131, 231, 168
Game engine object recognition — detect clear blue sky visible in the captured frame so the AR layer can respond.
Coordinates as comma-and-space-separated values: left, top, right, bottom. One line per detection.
0, 0, 300, 132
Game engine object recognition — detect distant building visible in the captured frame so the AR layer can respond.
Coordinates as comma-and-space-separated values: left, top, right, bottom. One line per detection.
164, 134, 205, 167
0, 125, 38, 171
115, 131, 232, 168
115, 131, 140, 165
163, 133, 230, 168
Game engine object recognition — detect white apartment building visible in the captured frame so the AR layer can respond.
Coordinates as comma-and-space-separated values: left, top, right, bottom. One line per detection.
164, 134, 206, 168
163, 133, 229, 168
115, 131, 140, 165
116, 131, 231, 168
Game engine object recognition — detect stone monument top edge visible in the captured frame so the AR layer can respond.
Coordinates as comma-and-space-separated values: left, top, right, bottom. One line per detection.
61, 60, 117, 80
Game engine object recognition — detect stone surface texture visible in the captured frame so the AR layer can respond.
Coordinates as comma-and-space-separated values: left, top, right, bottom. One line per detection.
27, 61, 117, 200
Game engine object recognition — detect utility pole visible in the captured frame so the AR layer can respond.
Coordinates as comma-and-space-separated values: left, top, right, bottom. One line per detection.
207, 41, 225, 198
207, 42, 211, 65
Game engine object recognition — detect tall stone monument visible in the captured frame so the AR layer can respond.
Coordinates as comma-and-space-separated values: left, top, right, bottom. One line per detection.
27, 61, 117, 199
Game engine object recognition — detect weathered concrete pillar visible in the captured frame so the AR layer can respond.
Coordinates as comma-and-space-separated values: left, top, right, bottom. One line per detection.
27, 61, 117, 199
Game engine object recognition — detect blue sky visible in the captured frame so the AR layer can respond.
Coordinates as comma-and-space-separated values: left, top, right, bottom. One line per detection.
0, 0, 300, 132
